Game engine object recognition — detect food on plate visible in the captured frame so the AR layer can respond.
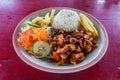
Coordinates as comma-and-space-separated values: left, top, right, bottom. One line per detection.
80, 13, 98, 37
32, 41, 51, 58
18, 27, 51, 57
52, 9, 80, 32
32, 9, 56, 27
18, 9, 99, 65
50, 29, 98, 65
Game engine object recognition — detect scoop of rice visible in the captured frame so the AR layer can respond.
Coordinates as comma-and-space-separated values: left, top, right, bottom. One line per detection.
52, 9, 80, 32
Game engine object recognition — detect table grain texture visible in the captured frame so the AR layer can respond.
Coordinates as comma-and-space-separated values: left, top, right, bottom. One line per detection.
0, 0, 120, 80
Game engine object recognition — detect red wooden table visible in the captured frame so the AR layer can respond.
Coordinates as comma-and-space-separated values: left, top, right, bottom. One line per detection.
0, 0, 120, 80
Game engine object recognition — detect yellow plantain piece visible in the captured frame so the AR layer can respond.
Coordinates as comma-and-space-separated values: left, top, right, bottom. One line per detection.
49, 9, 56, 25
80, 13, 99, 37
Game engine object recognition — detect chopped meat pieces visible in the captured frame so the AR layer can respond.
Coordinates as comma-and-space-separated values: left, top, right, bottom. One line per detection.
70, 53, 84, 63
75, 46, 81, 53
69, 44, 76, 51
56, 45, 69, 54
69, 38, 78, 43
50, 29, 98, 65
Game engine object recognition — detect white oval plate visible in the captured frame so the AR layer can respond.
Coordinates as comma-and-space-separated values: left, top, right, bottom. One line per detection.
13, 7, 108, 73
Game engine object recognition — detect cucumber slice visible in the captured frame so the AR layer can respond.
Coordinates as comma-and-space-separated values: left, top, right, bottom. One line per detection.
21, 21, 40, 32
32, 41, 51, 58
25, 21, 40, 28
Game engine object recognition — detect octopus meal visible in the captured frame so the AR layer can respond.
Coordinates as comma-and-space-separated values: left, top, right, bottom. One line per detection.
18, 9, 99, 65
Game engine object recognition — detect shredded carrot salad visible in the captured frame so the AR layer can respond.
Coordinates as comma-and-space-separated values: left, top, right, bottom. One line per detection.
19, 27, 49, 51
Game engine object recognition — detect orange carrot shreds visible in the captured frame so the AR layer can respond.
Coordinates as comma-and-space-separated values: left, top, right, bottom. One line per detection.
18, 27, 49, 51
34, 27, 49, 41
19, 28, 34, 51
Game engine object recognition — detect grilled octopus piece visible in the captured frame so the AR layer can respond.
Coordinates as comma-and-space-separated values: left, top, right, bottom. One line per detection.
52, 45, 69, 61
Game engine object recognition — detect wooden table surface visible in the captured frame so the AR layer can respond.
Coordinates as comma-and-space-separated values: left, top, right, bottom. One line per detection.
0, 0, 120, 80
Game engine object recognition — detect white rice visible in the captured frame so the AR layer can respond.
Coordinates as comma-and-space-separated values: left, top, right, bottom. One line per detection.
52, 9, 80, 32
